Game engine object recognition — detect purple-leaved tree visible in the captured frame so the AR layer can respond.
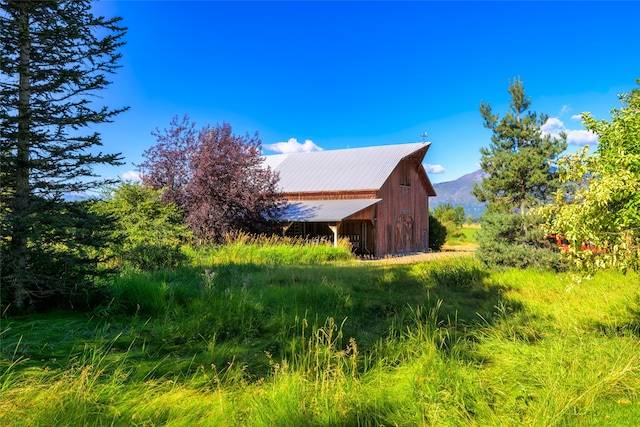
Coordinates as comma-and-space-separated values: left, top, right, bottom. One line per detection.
140, 115, 283, 242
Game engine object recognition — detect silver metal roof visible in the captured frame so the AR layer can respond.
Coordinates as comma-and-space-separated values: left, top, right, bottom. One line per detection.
277, 199, 381, 222
262, 142, 431, 192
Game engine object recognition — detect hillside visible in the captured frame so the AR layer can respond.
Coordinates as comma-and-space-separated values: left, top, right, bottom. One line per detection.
432, 169, 486, 218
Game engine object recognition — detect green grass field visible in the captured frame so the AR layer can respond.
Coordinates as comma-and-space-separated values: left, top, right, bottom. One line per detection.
445, 225, 479, 246
1, 243, 639, 426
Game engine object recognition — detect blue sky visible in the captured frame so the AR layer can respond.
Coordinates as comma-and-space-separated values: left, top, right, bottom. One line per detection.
91, 1, 640, 184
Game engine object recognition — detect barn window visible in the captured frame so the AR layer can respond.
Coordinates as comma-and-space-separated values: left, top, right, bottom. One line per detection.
400, 163, 411, 187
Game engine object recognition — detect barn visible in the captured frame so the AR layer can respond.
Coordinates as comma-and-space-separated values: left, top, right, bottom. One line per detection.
262, 142, 437, 258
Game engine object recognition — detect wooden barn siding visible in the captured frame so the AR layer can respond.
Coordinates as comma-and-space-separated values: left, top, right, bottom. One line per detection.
284, 190, 378, 201
278, 194, 377, 252
277, 156, 431, 257
374, 158, 430, 256
344, 205, 376, 221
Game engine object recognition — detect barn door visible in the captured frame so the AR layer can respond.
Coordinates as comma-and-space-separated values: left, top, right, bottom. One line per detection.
395, 215, 414, 252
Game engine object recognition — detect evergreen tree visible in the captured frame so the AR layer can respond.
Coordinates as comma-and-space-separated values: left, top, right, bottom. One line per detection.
0, 1, 127, 310
473, 77, 566, 217
473, 78, 566, 269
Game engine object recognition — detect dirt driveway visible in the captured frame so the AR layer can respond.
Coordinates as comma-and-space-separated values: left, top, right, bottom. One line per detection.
359, 244, 477, 265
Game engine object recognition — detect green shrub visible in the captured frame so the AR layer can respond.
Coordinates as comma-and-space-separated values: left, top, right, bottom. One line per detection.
428, 214, 447, 251
123, 243, 188, 271
476, 241, 567, 271
476, 210, 567, 271
90, 183, 192, 271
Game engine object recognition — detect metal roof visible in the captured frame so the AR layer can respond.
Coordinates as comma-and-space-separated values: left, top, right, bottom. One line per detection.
277, 199, 381, 222
262, 142, 431, 193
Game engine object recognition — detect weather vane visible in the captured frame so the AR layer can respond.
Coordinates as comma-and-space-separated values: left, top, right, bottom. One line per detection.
420, 132, 428, 141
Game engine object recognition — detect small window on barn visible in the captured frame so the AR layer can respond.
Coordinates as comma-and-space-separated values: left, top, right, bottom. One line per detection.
400, 163, 411, 187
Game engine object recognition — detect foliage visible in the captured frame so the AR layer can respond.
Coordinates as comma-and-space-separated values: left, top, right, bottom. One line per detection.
0, 1, 127, 310
540, 80, 640, 273
428, 214, 447, 251
89, 183, 191, 270
473, 77, 567, 216
0, 198, 116, 312
432, 205, 468, 246
2, 257, 640, 426
140, 115, 283, 242
472, 78, 567, 269
476, 209, 567, 271
432, 203, 465, 228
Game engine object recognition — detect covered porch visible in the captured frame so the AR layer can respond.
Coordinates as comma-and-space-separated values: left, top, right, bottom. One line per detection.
275, 199, 380, 256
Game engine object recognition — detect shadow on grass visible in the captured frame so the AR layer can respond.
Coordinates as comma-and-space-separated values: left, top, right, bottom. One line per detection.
0, 257, 525, 381
591, 291, 640, 339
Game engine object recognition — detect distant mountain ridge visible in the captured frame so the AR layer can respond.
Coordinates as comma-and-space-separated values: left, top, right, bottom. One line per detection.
431, 170, 486, 218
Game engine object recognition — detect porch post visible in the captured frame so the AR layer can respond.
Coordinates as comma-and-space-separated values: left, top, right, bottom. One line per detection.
328, 222, 341, 247
282, 221, 293, 237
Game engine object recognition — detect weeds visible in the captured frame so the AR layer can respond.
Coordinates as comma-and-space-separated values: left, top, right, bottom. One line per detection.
2, 248, 640, 426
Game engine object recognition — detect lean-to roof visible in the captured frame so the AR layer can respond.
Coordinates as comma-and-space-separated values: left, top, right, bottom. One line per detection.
277, 199, 382, 222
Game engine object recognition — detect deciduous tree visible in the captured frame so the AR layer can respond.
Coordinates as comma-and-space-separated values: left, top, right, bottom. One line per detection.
432, 203, 465, 228
540, 80, 640, 273
140, 116, 283, 242
0, 1, 127, 310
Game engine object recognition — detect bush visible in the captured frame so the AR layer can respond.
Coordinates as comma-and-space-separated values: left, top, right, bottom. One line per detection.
90, 183, 191, 271
476, 241, 567, 271
476, 210, 567, 271
428, 214, 447, 251
123, 243, 188, 271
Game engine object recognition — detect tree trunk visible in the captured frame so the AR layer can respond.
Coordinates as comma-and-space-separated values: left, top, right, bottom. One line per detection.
9, 6, 32, 309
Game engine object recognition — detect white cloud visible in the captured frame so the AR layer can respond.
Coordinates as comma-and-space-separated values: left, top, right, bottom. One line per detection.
424, 164, 446, 174
264, 138, 323, 154
541, 117, 598, 146
571, 114, 583, 121
121, 170, 142, 182
565, 129, 599, 146
541, 117, 564, 136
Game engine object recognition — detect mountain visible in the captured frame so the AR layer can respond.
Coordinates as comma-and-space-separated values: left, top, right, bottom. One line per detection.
63, 192, 93, 201
431, 170, 486, 218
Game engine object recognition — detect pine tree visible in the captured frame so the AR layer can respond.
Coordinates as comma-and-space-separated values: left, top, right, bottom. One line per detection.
472, 77, 567, 270
473, 77, 566, 216
0, 1, 127, 310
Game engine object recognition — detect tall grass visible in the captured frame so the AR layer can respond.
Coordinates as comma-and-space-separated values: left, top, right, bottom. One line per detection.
184, 232, 354, 266
2, 245, 640, 426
